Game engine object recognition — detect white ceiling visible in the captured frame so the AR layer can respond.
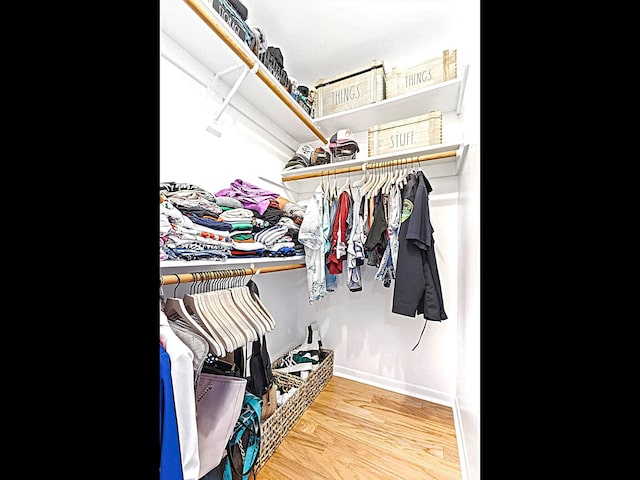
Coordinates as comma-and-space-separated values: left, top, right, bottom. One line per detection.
237, 0, 468, 88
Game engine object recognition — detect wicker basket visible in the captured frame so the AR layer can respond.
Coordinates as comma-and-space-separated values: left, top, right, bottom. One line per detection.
299, 349, 334, 409
255, 372, 304, 471
254, 349, 334, 471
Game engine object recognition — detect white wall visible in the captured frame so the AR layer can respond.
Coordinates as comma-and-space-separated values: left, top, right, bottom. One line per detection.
453, 2, 481, 479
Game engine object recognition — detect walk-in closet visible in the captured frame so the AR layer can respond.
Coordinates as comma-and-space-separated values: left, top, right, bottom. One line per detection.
160, 1, 480, 479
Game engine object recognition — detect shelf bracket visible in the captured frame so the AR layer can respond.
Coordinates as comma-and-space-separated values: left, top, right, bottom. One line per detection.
211, 62, 245, 93
455, 143, 470, 175
207, 62, 260, 137
456, 65, 469, 115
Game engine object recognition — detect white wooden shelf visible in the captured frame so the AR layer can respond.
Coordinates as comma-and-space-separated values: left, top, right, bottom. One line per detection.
312, 65, 468, 135
160, 255, 306, 275
160, 0, 325, 145
280, 142, 466, 182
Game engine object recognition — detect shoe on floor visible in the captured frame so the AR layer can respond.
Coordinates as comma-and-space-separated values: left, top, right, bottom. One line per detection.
272, 351, 314, 374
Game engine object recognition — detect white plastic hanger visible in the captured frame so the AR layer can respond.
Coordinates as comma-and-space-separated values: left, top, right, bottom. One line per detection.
245, 273, 277, 330
368, 163, 389, 198
229, 286, 268, 337
360, 167, 380, 196
162, 275, 225, 357
382, 162, 397, 195
339, 170, 351, 194
227, 273, 272, 336
184, 274, 237, 353
201, 273, 248, 349
352, 163, 368, 189
216, 287, 258, 344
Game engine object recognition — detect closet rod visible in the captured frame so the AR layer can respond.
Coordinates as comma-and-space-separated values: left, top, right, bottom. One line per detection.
281, 149, 458, 182
160, 263, 306, 285
182, 0, 328, 144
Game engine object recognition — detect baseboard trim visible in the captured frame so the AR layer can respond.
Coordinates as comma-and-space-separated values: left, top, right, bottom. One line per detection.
333, 366, 455, 405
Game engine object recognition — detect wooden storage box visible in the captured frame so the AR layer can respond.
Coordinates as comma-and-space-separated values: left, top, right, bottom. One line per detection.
368, 111, 443, 156
314, 61, 386, 117
385, 49, 457, 97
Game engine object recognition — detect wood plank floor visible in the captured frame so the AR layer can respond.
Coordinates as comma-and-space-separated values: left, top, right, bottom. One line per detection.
256, 375, 462, 480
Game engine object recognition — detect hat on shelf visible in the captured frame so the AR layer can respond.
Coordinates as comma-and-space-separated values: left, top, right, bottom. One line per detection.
283, 144, 313, 171
311, 147, 331, 166
328, 129, 359, 153
329, 128, 359, 161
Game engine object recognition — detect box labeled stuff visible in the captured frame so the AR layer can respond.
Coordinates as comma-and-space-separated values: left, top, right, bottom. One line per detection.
385, 49, 457, 97
368, 111, 443, 156
314, 60, 385, 117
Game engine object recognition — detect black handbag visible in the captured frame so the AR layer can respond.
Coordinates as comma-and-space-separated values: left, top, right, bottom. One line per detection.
246, 335, 274, 397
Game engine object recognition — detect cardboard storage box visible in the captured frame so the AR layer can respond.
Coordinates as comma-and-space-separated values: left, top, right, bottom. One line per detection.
385, 49, 457, 97
314, 60, 386, 117
368, 111, 443, 156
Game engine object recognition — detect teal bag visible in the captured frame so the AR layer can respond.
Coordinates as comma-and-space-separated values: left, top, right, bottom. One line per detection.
223, 391, 262, 480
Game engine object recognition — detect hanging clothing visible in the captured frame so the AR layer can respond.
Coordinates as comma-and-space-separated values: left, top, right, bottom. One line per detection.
391, 171, 447, 321
323, 191, 338, 291
387, 183, 403, 272
346, 186, 366, 292
298, 185, 327, 303
326, 190, 351, 275
375, 184, 403, 287
364, 193, 388, 267
160, 343, 184, 480
160, 311, 200, 480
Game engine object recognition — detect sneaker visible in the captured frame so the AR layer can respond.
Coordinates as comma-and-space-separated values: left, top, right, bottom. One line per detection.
272, 351, 313, 374
292, 323, 323, 357
293, 352, 319, 365
276, 387, 298, 406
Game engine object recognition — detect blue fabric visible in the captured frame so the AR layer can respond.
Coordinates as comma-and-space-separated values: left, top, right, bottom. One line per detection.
223, 392, 262, 480
160, 343, 184, 480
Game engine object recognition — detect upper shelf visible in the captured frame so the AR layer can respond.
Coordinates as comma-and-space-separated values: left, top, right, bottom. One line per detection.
160, 0, 326, 145
161, 0, 468, 148
312, 65, 468, 135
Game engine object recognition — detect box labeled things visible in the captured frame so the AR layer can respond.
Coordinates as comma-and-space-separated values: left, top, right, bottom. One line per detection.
314, 60, 385, 117
385, 49, 457, 97
368, 111, 443, 156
